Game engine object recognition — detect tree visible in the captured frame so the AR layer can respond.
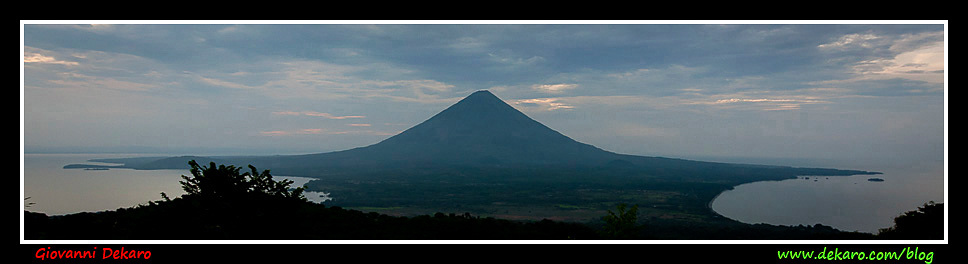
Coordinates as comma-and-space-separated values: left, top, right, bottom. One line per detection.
878, 201, 943, 240
600, 203, 640, 239
179, 160, 306, 201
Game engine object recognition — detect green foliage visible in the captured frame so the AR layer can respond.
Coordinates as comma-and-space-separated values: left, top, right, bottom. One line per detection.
179, 160, 305, 201
600, 203, 639, 239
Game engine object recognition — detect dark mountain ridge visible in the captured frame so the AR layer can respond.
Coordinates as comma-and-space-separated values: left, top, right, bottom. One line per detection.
70, 90, 879, 180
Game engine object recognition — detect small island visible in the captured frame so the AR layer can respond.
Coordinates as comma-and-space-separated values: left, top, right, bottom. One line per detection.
868, 178, 886, 182
63, 164, 123, 170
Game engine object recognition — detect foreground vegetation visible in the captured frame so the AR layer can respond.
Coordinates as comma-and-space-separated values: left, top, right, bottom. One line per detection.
24, 161, 940, 240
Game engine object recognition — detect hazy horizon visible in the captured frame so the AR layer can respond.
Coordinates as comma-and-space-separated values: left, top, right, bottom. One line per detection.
23, 22, 946, 171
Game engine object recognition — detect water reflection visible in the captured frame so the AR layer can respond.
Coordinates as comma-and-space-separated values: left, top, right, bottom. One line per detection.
711, 163, 944, 234
275, 176, 332, 203
22, 154, 335, 216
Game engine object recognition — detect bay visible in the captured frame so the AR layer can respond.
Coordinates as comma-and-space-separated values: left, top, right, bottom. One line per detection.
710, 160, 945, 234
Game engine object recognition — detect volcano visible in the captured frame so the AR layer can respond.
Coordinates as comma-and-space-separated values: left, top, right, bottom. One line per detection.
231, 90, 624, 174
82, 90, 879, 180
347, 90, 615, 166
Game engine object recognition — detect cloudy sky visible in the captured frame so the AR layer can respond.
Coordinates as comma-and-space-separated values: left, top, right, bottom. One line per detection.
22, 22, 946, 169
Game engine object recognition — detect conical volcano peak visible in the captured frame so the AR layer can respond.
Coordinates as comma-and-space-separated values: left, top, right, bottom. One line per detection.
430, 90, 528, 124
460, 90, 504, 105
437, 90, 518, 115
360, 90, 615, 166
467, 89, 498, 98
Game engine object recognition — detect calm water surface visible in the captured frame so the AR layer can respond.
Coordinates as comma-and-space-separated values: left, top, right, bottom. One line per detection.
22, 153, 329, 216
711, 160, 945, 234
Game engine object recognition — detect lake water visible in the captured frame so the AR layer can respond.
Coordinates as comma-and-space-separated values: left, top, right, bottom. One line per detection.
21, 153, 330, 216
23, 153, 944, 235
710, 160, 945, 234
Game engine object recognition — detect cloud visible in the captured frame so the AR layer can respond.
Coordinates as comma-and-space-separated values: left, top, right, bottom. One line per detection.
511, 92, 830, 113
46, 73, 157, 92
599, 65, 711, 96
488, 52, 545, 66
258, 130, 292, 136
510, 95, 691, 114
818, 31, 945, 85
512, 98, 575, 111
685, 90, 833, 111
710, 98, 824, 104
196, 74, 258, 90
817, 33, 883, 50
24, 46, 187, 97
705, 98, 827, 111
363, 79, 455, 93
303, 112, 366, 119
449, 37, 488, 52
71, 24, 118, 34
272, 111, 365, 119
181, 58, 460, 104
259, 128, 326, 136
531, 83, 578, 94
23, 51, 79, 66
852, 40, 944, 84
259, 127, 393, 137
